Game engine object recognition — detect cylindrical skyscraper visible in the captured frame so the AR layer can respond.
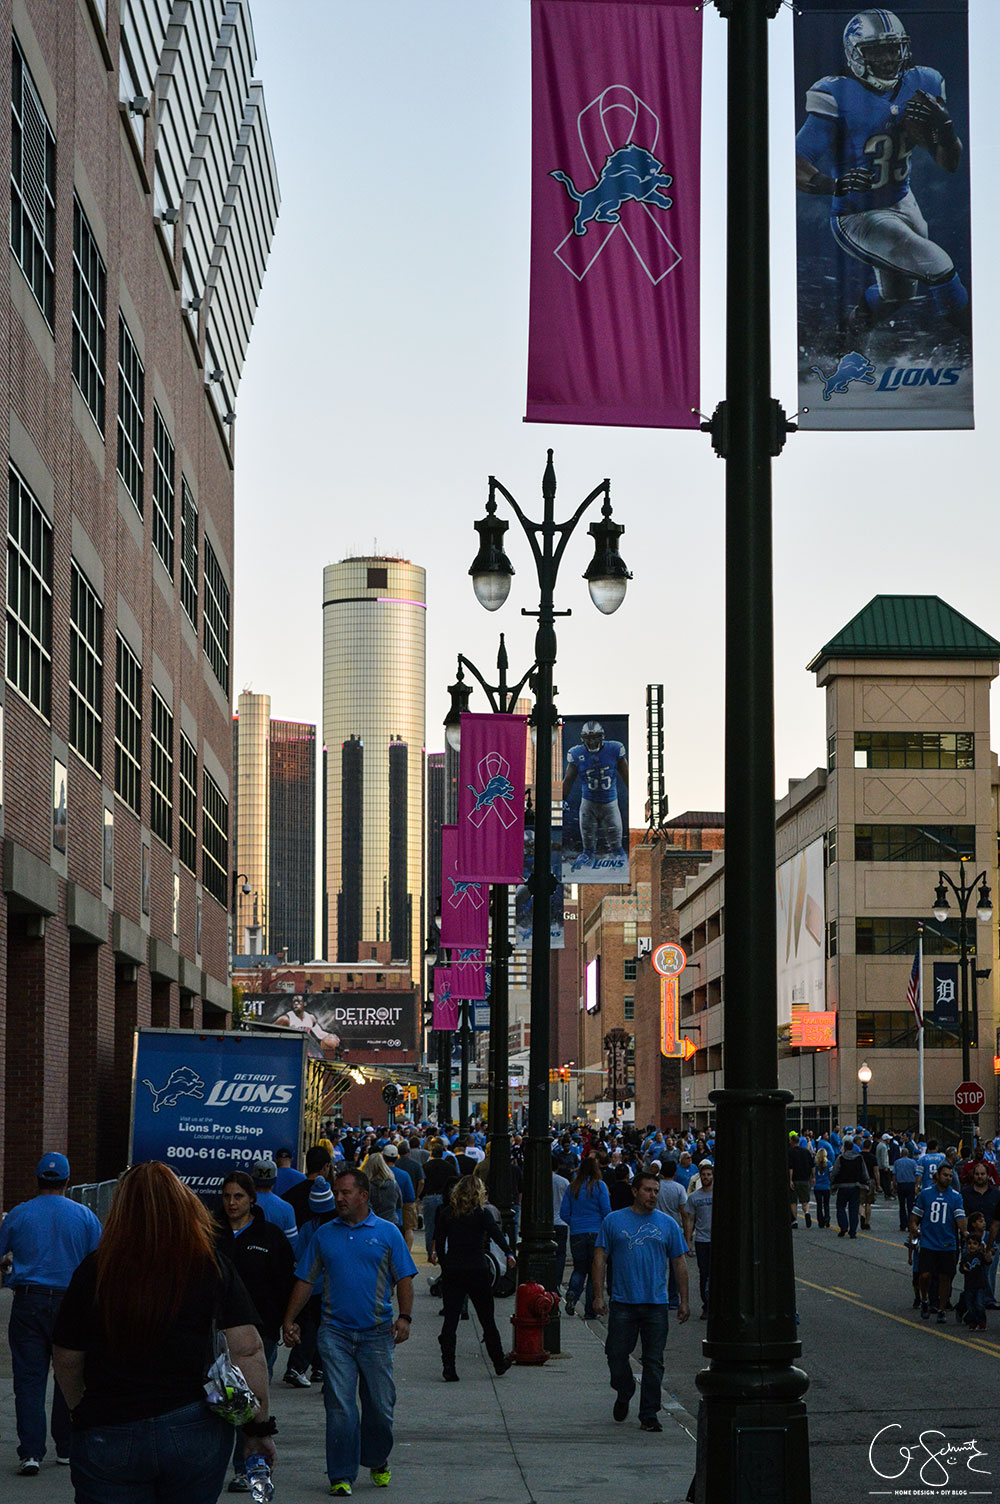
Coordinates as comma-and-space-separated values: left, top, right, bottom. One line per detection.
322, 557, 426, 979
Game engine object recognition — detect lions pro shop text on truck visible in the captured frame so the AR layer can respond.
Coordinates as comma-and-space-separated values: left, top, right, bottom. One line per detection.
130, 1029, 312, 1198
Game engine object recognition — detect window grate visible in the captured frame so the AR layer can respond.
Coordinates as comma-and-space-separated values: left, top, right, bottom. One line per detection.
72, 199, 106, 428
180, 479, 198, 624
179, 733, 197, 872
202, 770, 228, 905
152, 407, 174, 574
70, 561, 103, 771
7, 465, 52, 715
117, 314, 144, 513
10, 39, 55, 326
203, 540, 230, 693
114, 633, 142, 813
150, 689, 173, 845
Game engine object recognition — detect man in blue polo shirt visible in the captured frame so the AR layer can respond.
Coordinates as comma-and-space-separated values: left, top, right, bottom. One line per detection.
893, 1146, 919, 1232
910, 1162, 966, 1323
0, 1152, 101, 1474
591, 1169, 689, 1432
283, 1167, 417, 1496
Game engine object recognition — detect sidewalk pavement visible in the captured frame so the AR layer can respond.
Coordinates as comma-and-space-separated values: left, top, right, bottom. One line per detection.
0, 1257, 698, 1503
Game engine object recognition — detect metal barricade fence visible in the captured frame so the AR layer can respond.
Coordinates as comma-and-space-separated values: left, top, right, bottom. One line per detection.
69, 1180, 117, 1222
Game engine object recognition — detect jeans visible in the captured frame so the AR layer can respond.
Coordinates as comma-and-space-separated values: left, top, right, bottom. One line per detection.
815, 1188, 831, 1227
554, 1224, 569, 1289
70, 1400, 232, 1504
316, 1322, 396, 1484
423, 1195, 443, 1259
966, 1286, 987, 1327
896, 1183, 916, 1231
567, 1232, 598, 1317
286, 1293, 321, 1376
836, 1186, 861, 1235
439, 1269, 505, 1370
605, 1302, 670, 1422
694, 1242, 711, 1310
9, 1285, 71, 1461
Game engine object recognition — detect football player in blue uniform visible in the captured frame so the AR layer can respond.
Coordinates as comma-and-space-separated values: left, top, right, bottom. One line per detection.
562, 721, 628, 873
795, 9, 969, 339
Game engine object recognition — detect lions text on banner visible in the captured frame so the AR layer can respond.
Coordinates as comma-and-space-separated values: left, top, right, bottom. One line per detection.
440, 824, 490, 950
457, 713, 528, 884
432, 969, 459, 1032
526, 0, 702, 429
560, 714, 629, 883
794, 1, 973, 430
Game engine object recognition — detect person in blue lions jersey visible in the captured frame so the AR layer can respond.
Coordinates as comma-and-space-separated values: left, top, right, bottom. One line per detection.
909, 1161, 967, 1323
563, 721, 629, 875
795, 8, 969, 339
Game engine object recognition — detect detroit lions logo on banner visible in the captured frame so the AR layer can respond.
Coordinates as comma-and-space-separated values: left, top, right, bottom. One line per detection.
142, 1066, 206, 1113
811, 351, 877, 400
551, 144, 673, 237
466, 752, 517, 829
448, 877, 485, 910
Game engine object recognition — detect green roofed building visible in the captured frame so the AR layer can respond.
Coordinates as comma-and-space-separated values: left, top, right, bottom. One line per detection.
676, 596, 1000, 1144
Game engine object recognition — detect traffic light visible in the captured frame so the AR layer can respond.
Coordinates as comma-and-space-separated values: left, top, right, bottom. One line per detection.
549, 1068, 557, 1083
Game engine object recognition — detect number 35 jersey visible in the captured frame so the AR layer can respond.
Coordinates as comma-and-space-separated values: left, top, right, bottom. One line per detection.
796, 66, 946, 215
566, 742, 624, 805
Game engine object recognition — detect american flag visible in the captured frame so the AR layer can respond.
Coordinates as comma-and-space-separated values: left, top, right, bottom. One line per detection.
906, 944, 924, 1029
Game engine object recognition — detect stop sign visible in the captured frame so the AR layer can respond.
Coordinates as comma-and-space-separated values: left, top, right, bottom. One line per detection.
954, 1080, 986, 1115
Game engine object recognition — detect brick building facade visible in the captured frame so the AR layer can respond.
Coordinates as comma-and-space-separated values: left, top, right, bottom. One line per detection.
0, 1, 277, 1204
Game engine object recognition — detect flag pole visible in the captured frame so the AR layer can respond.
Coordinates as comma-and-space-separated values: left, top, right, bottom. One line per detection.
918, 923, 925, 1138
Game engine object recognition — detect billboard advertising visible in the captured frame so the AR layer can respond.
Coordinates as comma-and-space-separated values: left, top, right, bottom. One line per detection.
130, 1029, 307, 1199
561, 714, 630, 883
776, 838, 826, 1027
516, 826, 565, 949
241, 992, 417, 1056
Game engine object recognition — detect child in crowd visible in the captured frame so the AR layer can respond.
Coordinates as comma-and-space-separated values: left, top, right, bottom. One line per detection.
960, 1212, 992, 1332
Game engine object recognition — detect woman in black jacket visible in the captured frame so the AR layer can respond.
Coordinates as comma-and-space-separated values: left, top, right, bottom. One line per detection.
430, 1175, 514, 1382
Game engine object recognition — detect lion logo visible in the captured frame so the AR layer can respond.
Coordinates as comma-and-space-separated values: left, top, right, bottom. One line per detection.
551, 144, 674, 237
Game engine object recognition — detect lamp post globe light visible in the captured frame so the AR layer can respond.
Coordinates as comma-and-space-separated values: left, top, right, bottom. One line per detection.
931, 864, 993, 1138
470, 450, 630, 1346
857, 1061, 872, 1130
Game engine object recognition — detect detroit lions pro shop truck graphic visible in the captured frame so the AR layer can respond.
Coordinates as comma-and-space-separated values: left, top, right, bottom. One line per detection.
130, 1028, 310, 1199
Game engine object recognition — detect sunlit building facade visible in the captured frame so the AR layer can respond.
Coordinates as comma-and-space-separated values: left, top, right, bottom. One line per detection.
322, 557, 425, 978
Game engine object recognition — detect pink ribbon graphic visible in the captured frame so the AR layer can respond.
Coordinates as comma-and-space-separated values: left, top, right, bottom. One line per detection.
448, 878, 486, 911
554, 85, 681, 285
466, 751, 518, 830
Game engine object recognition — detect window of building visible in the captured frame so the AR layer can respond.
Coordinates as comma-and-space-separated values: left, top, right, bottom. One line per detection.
825, 826, 837, 866
10, 39, 55, 327
827, 920, 837, 958
152, 407, 174, 575
854, 824, 976, 863
203, 540, 230, 693
624, 956, 637, 981
855, 1011, 960, 1050
623, 919, 637, 944
624, 994, 635, 1021
202, 770, 228, 905
69, 562, 103, 771
72, 199, 106, 428
7, 465, 52, 715
853, 732, 974, 771
178, 732, 197, 872
150, 689, 173, 846
827, 734, 836, 773
367, 566, 388, 588
117, 313, 144, 513
855, 917, 971, 957
180, 479, 198, 624
114, 634, 141, 813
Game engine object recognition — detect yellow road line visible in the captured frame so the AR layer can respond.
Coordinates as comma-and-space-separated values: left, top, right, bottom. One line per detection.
795, 1275, 998, 1358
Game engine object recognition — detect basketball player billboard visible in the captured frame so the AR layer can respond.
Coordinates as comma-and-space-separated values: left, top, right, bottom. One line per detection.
560, 715, 629, 884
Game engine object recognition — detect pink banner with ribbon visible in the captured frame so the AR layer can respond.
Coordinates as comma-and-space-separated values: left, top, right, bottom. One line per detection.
457, 713, 528, 884
439, 824, 490, 950
451, 949, 488, 1001
432, 968, 459, 1031
527, 0, 702, 429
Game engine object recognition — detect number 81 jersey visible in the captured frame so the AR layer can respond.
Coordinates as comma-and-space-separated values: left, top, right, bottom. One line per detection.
566, 741, 624, 805
797, 65, 946, 214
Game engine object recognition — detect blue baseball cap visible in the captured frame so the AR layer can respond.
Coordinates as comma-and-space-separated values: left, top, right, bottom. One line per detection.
37, 1152, 70, 1181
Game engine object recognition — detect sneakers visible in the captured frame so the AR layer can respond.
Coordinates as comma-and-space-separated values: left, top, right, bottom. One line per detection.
804, 1213, 812, 1229
613, 1397, 630, 1423
564, 1299, 576, 1316
494, 1355, 512, 1376
17, 1459, 40, 1476
937, 1309, 947, 1323
912, 1295, 922, 1309
228, 1476, 251, 1493
371, 1466, 391, 1487
921, 1301, 930, 1319
640, 1419, 664, 1433
329, 1485, 352, 1497
284, 1370, 311, 1388
56, 1457, 70, 1467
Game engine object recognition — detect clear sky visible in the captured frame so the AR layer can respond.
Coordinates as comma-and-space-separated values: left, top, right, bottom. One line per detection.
233, 1, 1000, 817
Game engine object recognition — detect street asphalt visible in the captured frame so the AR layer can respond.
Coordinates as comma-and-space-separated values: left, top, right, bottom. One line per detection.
2, 1197, 996, 1502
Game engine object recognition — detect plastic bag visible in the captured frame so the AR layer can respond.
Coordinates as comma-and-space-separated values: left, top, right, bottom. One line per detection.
203, 1329, 260, 1427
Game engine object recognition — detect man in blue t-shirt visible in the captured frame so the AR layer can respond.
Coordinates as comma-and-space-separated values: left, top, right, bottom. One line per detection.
915, 1139, 947, 1192
893, 1150, 919, 1232
283, 1167, 417, 1494
910, 1162, 966, 1322
592, 1170, 688, 1432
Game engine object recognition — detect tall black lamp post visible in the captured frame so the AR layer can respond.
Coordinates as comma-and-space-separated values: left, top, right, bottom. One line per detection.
932, 864, 993, 1142
858, 1062, 871, 1131
445, 639, 535, 1248
469, 450, 630, 1348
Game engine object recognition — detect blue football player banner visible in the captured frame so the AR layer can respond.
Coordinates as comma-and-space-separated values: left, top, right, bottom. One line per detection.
794, 2, 973, 429
560, 715, 629, 883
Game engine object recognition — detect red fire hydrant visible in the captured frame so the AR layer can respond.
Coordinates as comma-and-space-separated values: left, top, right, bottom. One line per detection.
510, 1282, 557, 1365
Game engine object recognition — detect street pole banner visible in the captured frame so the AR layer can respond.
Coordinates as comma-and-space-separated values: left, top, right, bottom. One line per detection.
452, 948, 488, 1001
560, 714, 629, 882
439, 824, 490, 949
794, 0, 973, 430
516, 826, 565, 949
432, 968, 459, 1031
457, 713, 528, 884
526, 0, 702, 429
931, 961, 959, 1030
